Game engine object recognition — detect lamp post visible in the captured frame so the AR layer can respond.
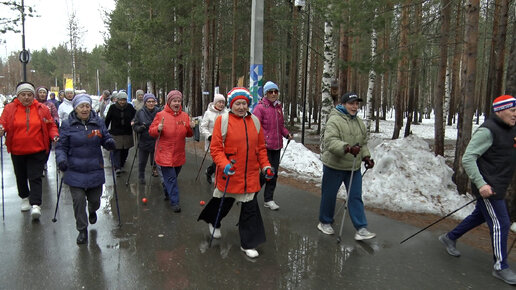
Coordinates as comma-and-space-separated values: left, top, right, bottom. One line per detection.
19, 0, 29, 82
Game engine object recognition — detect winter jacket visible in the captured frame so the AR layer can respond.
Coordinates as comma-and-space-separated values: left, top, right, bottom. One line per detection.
210, 111, 270, 194
133, 107, 160, 152
56, 111, 116, 188
58, 98, 74, 125
105, 102, 136, 136
321, 106, 371, 171
148, 104, 193, 167
0, 98, 59, 155
200, 102, 228, 151
252, 97, 290, 150
40, 100, 59, 124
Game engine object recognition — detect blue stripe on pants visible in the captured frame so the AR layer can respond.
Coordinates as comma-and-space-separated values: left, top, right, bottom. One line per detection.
448, 198, 509, 270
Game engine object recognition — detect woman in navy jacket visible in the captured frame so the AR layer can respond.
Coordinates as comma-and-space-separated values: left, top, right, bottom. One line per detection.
56, 94, 116, 245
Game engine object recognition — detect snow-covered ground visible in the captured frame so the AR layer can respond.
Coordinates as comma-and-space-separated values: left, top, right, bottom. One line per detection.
279, 115, 483, 220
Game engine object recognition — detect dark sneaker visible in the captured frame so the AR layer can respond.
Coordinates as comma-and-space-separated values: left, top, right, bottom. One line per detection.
76, 230, 88, 245
89, 211, 97, 224
492, 268, 516, 285
439, 234, 461, 257
172, 205, 181, 213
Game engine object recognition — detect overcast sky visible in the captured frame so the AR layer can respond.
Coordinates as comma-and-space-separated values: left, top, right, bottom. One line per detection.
1, 0, 115, 60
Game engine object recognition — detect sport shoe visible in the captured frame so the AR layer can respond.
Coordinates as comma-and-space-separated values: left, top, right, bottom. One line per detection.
354, 228, 376, 240
317, 222, 335, 235
115, 169, 121, 176
30, 205, 41, 220
492, 268, 516, 285
511, 222, 516, 233
20, 198, 31, 212
172, 204, 181, 213
76, 230, 88, 245
240, 247, 259, 258
438, 234, 461, 257
264, 200, 279, 210
209, 223, 221, 239
89, 211, 97, 224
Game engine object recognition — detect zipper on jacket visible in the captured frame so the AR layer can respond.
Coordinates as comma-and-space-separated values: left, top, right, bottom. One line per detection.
25, 107, 30, 132
243, 115, 249, 193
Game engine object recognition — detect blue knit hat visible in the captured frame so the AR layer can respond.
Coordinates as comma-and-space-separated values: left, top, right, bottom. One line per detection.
143, 93, 157, 104
263, 81, 279, 94
73, 94, 92, 109
227, 87, 252, 108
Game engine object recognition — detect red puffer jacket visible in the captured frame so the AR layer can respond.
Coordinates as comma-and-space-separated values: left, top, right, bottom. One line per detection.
149, 105, 193, 167
210, 112, 270, 194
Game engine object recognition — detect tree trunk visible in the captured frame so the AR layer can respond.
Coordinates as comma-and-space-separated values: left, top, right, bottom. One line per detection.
405, 1, 422, 138
453, 0, 480, 195
338, 12, 349, 97
493, 0, 510, 98
230, 0, 238, 87
366, 11, 377, 131
505, 12, 516, 222
434, 0, 452, 156
448, 0, 463, 126
321, 19, 336, 126
288, 6, 299, 126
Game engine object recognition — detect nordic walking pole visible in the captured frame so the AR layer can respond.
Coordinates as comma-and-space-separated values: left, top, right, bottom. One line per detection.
125, 145, 139, 186
279, 138, 291, 164
335, 168, 370, 218
209, 159, 236, 248
337, 156, 358, 243
1, 136, 4, 221
195, 146, 210, 182
51, 174, 65, 222
400, 197, 479, 244
110, 152, 122, 227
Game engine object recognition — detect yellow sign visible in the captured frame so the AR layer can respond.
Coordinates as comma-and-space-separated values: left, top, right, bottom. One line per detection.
65, 78, 74, 90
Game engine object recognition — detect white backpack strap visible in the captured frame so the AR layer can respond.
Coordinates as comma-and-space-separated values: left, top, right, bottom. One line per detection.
250, 114, 261, 134
221, 113, 260, 143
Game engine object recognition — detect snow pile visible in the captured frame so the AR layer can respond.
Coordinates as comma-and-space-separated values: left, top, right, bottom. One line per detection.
278, 141, 322, 182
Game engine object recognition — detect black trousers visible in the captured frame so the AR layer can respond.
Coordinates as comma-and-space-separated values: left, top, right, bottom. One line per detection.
198, 194, 266, 249
259, 149, 281, 202
206, 161, 216, 176
69, 185, 102, 231
138, 149, 155, 179
11, 151, 47, 205
113, 148, 129, 169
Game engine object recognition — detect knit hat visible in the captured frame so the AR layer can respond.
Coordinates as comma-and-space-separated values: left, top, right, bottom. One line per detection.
143, 93, 157, 104
263, 81, 279, 94
16, 82, 36, 96
341, 92, 363, 104
493, 95, 516, 112
213, 93, 225, 104
117, 92, 128, 100
227, 87, 252, 108
73, 94, 92, 109
36, 86, 48, 95
167, 90, 183, 106
136, 89, 144, 96
64, 87, 74, 93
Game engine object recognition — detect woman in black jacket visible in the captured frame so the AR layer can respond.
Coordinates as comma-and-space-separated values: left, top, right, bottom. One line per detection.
105, 91, 136, 175
132, 93, 160, 183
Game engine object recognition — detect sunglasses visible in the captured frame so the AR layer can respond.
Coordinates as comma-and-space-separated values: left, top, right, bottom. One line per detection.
267, 90, 279, 94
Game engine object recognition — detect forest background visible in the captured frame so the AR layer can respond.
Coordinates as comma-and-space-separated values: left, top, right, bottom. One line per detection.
0, 0, 515, 203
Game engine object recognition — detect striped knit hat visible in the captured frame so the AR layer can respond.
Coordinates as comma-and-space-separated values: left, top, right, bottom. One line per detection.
227, 87, 252, 108
493, 95, 516, 112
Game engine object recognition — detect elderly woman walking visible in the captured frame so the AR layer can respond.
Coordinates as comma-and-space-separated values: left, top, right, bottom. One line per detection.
149, 90, 194, 212
198, 87, 273, 258
105, 91, 136, 176
56, 94, 116, 244
0, 82, 59, 220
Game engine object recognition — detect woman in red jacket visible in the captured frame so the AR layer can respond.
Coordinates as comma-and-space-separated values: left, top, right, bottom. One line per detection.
198, 87, 273, 258
0, 82, 59, 220
149, 90, 194, 213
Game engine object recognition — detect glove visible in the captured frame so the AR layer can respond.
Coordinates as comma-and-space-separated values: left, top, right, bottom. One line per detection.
263, 166, 275, 180
58, 161, 68, 172
223, 163, 235, 176
207, 135, 212, 142
363, 157, 374, 169
345, 144, 361, 156
104, 139, 116, 151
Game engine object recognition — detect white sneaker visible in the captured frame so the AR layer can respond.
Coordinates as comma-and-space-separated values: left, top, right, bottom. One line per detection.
264, 201, 279, 210
20, 198, 31, 212
209, 223, 221, 239
30, 205, 41, 220
240, 247, 259, 258
317, 222, 335, 235
354, 228, 376, 240
511, 222, 516, 233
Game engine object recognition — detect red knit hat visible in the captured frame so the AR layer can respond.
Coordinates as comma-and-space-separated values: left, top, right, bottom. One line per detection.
493, 95, 516, 112
227, 87, 252, 108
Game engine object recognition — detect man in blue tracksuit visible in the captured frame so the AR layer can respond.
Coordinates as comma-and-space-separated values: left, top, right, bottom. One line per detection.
439, 95, 516, 285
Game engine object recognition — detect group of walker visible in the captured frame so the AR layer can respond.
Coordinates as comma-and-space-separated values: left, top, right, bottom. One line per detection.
1, 81, 515, 285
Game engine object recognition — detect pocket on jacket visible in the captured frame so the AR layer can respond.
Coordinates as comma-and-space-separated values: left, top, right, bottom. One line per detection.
224, 146, 237, 157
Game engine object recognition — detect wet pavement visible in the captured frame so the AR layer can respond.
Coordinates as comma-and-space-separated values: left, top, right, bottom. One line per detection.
0, 143, 514, 289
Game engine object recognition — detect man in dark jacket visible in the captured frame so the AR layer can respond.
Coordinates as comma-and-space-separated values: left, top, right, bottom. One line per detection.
439, 95, 516, 285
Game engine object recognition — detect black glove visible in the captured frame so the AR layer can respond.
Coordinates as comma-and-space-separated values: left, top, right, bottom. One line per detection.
105, 139, 116, 151
207, 135, 212, 142
345, 144, 361, 156
363, 157, 374, 169
58, 161, 68, 172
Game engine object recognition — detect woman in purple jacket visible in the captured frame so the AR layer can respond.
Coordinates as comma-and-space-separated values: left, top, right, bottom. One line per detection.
252, 81, 293, 210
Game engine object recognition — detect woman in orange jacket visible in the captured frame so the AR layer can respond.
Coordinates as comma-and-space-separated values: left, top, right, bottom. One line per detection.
198, 87, 273, 258
0, 82, 59, 220
149, 90, 194, 213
